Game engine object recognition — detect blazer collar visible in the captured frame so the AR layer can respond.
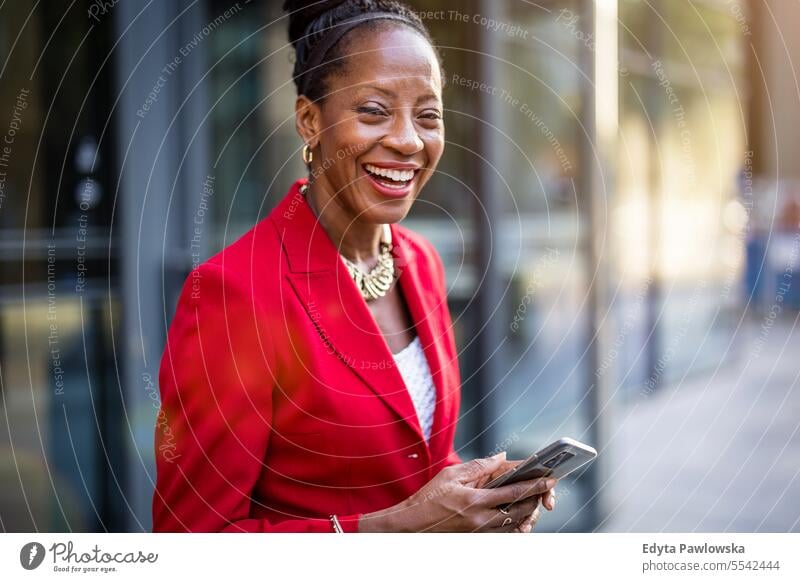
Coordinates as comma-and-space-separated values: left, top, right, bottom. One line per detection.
272, 179, 446, 455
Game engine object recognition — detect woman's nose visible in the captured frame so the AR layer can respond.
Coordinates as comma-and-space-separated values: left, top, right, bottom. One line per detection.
382, 111, 424, 155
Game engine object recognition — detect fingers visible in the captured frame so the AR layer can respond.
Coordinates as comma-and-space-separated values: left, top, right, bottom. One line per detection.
486, 459, 522, 481
480, 497, 538, 532
512, 505, 543, 533
543, 488, 557, 511
515, 513, 534, 533
504, 497, 537, 527
524, 507, 542, 532
455, 451, 507, 484
480, 477, 557, 507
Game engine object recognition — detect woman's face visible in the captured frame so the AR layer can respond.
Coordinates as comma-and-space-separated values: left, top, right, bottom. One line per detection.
303, 24, 444, 226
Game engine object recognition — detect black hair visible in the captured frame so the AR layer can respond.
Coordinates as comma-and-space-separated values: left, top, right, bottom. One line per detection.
282, 0, 443, 102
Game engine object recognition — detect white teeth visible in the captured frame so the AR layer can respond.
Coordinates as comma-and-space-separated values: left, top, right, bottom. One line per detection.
365, 163, 415, 182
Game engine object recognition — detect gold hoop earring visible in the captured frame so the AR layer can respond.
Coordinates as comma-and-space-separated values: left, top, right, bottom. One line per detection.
302, 144, 313, 165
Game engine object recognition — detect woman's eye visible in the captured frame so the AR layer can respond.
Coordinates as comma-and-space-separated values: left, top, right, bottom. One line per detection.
420, 111, 442, 120
357, 106, 387, 116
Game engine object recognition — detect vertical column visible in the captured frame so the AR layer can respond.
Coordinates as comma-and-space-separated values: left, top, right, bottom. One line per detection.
474, 0, 507, 454
579, 0, 618, 528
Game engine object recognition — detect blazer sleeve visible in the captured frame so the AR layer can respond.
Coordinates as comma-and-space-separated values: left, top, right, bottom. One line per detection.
152, 262, 362, 532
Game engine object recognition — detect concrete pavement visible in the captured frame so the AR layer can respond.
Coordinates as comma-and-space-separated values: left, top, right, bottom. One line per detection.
599, 314, 800, 532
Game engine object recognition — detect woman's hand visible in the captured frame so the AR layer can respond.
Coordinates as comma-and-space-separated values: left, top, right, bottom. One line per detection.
358, 452, 557, 532
477, 455, 557, 532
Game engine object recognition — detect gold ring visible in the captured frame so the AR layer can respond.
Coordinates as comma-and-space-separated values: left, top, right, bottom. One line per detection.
502, 517, 513, 527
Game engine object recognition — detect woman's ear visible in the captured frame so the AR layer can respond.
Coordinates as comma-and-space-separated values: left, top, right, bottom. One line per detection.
295, 95, 322, 149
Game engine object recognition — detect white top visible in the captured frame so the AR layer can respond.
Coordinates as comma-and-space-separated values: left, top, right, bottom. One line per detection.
392, 336, 437, 442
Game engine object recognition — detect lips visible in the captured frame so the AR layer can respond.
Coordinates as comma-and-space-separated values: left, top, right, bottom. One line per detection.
361, 162, 420, 198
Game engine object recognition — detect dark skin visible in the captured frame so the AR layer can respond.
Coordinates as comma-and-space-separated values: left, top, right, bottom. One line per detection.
294, 23, 556, 532
297, 24, 435, 354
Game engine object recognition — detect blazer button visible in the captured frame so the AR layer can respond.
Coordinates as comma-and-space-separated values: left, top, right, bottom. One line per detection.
407, 453, 419, 459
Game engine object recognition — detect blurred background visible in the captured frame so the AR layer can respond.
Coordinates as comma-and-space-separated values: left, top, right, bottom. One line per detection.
0, 0, 798, 532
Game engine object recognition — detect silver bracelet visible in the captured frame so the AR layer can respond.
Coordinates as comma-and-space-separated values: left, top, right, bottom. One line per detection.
330, 514, 344, 533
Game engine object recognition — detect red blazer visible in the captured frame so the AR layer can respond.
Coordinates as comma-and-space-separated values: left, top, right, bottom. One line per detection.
152, 178, 462, 532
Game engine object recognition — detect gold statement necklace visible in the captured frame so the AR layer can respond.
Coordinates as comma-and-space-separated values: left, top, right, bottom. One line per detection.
301, 183, 395, 301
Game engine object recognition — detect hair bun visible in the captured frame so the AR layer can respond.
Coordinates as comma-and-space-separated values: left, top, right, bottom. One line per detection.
283, 0, 348, 47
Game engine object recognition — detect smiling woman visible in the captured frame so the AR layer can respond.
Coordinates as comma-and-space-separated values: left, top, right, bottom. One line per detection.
151, 0, 557, 533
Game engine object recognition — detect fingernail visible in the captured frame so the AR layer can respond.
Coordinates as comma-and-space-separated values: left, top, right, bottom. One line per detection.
549, 493, 556, 509
490, 451, 507, 460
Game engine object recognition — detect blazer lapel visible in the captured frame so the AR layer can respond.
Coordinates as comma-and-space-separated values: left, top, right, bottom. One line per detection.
392, 226, 452, 460
274, 180, 425, 442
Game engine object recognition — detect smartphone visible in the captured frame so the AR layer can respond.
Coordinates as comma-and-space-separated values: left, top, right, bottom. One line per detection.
483, 437, 597, 489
